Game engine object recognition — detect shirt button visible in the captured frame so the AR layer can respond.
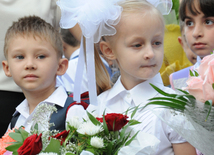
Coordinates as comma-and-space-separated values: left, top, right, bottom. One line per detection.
27, 121, 31, 125
127, 93, 131, 98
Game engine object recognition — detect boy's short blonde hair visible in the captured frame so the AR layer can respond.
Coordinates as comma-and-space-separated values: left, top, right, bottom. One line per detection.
4, 15, 63, 58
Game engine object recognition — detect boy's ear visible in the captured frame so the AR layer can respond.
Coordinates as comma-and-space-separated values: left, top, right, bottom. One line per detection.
56, 58, 68, 76
178, 36, 184, 47
99, 41, 116, 60
2, 60, 12, 77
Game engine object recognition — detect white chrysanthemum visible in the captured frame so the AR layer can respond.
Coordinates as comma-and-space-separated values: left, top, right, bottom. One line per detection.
67, 116, 81, 129
90, 136, 105, 148
38, 153, 58, 155
77, 121, 103, 135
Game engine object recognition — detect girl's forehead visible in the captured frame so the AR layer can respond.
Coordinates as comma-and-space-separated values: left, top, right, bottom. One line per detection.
185, 0, 202, 16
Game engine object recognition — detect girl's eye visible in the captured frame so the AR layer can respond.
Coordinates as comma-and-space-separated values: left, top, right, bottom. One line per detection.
186, 21, 194, 27
205, 19, 214, 25
37, 55, 46, 59
132, 44, 142, 48
16, 55, 24, 59
153, 42, 162, 46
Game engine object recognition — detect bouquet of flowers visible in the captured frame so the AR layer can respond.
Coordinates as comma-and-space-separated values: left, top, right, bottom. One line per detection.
0, 103, 158, 155
145, 54, 214, 155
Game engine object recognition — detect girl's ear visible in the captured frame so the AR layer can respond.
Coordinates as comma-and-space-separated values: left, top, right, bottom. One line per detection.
2, 60, 12, 77
99, 41, 116, 60
178, 36, 184, 47
56, 58, 68, 76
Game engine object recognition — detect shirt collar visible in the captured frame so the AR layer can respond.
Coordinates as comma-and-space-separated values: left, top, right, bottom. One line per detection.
193, 56, 202, 70
15, 86, 68, 116
106, 73, 164, 106
106, 76, 127, 101
129, 73, 164, 106
70, 48, 80, 60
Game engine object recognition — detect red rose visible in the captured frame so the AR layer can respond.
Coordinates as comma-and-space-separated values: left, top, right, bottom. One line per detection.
97, 113, 129, 131
17, 133, 42, 155
50, 130, 70, 145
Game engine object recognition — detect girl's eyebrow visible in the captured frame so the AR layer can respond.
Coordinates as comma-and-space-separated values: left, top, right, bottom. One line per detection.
183, 16, 192, 20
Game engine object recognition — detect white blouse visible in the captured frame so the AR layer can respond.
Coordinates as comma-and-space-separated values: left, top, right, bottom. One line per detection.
88, 73, 186, 155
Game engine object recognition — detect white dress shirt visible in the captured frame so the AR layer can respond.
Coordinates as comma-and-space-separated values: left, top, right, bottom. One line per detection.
8, 86, 85, 132
87, 73, 186, 155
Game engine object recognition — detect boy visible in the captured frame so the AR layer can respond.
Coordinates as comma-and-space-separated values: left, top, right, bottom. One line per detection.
2, 16, 86, 132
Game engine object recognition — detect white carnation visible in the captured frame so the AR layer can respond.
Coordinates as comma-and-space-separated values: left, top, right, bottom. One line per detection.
77, 121, 103, 135
67, 116, 81, 129
90, 136, 105, 148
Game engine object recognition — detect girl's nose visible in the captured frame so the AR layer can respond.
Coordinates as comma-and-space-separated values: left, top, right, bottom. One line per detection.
192, 24, 203, 39
144, 45, 155, 60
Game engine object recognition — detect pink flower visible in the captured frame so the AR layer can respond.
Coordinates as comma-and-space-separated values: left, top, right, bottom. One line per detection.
184, 54, 214, 105
198, 54, 214, 83
184, 77, 204, 102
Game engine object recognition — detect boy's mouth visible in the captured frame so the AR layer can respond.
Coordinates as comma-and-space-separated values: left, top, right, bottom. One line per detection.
24, 74, 38, 79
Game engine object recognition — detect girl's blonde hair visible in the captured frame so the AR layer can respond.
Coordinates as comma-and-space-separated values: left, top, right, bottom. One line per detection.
94, 0, 165, 94
94, 44, 111, 95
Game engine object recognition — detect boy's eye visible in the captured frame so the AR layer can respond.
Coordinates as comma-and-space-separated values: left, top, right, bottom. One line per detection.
205, 19, 214, 25
37, 55, 46, 59
16, 55, 24, 59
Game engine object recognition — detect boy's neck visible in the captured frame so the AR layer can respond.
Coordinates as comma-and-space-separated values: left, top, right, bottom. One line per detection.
23, 87, 56, 114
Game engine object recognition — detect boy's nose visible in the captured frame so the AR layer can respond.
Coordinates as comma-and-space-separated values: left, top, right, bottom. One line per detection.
192, 24, 203, 38
25, 60, 37, 70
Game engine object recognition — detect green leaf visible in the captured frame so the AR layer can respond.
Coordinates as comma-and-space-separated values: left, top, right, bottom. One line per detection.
6, 142, 23, 155
65, 153, 76, 155
119, 125, 129, 140
212, 83, 214, 90
106, 141, 114, 154
131, 105, 140, 119
85, 148, 95, 154
176, 88, 189, 95
19, 128, 29, 140
145, 101, 186, 111
204, 100, 213, 121
194, 71, 199, 76
9, 132, 23, 142
44, 138, 61, 153
128, 119, 141, 126
34, 123, 39, 131
125, 131, 140, 146
150, 84, 177, 97
86, 111, 101, 126
189, 70, 194, 77
148, 97, 187, 106
102, 110, 109, 135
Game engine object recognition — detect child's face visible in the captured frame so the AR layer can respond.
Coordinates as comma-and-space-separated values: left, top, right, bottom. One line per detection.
2, 35, 67, 94
111, 12, 164, 89
184, 1, 214, 58
178, 35, 197, 64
